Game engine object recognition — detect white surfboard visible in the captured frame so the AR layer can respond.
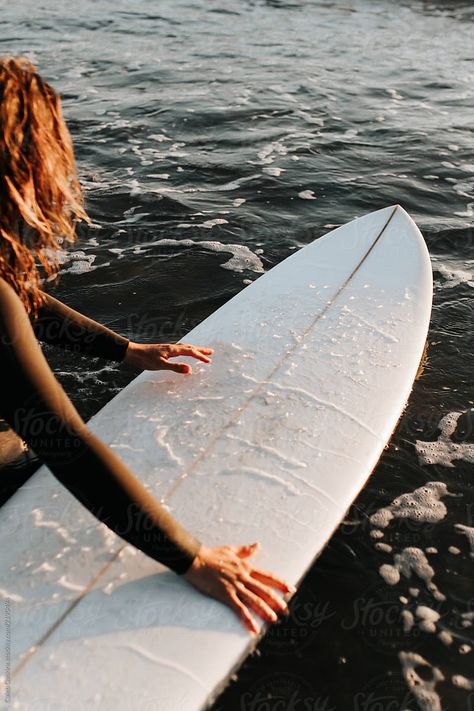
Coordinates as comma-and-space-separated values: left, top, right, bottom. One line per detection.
0, 205, 432, 710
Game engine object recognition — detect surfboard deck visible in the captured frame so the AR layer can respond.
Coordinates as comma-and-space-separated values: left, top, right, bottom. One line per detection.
0, 205, 433, 710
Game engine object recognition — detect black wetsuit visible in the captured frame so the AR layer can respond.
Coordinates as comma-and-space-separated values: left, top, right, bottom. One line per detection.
0, 278, 201, 574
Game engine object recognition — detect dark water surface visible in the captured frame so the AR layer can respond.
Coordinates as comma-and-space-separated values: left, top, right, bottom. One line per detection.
2, 0, 474, 708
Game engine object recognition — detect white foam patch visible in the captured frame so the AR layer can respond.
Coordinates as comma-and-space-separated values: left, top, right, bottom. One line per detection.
454, 204, 474, 218
369, 482, 451, 529
298, 190, 317, 200
109, 247, 126, 258
256, 141, 287, 165
149, 134, 172, 143
42, 248, 102, 276
150, 238, 264, 274
438, 630, 453, 646
455, 524, 474, 557
177, 219, 229, 229
399, 652, 444, 711
415, 605, 440, 633
374, 542, 392, 553
378, 547, 446, 601
402, 609, 415, 633
415, 411, 474, 468
433, 258, 474, 289
263, 166, 285, 177
379, 563, 400, 585
452, 675, 474, 690
462, 612, 474, 628
370, 529, 384, 539
387, 88, 404, 100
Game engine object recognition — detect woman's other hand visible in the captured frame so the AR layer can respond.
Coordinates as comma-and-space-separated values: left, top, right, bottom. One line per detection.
124, 342, 213, 374
183, 542, 295, 635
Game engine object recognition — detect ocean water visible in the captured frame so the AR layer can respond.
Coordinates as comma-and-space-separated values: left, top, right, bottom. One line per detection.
2, 0, 474, 708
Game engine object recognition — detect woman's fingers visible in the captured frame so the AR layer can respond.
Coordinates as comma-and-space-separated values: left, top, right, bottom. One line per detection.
124, 343, 214, 373
235, 541, 260, 558
160, 360, 192, 374
240, 573, 289, 616
175, 344, 213, 363
159, 343, 214, 369
227, 589, 259, 635
234, 581, 280, 623
233, 543, 294, 594
247, 566, 295, 594
183, 542, 296, 636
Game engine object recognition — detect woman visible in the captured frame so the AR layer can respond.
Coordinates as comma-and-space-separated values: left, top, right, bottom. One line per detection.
0, 55, 292, 636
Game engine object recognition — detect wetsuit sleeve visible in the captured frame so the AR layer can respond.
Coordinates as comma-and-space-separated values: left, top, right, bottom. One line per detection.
32, 291, 130, 362
0, 280, 201, 574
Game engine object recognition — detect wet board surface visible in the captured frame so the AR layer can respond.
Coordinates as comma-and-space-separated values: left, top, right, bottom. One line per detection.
0, 205, 433, 710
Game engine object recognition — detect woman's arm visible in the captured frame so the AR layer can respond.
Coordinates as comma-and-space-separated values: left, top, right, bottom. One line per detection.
1, 280, 292, 631
0, 279, 200, 573
32, 291, 130, 362
33, 291, 215, 374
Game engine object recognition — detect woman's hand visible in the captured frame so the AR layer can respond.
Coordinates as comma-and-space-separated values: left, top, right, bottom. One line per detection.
183, 541, 295, 635
124, 342, 213, 374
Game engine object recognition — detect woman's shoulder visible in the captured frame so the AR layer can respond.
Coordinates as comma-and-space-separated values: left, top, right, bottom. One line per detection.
0, 277, 25, 316
0, 276, 16, 298
0, 276, 13, 298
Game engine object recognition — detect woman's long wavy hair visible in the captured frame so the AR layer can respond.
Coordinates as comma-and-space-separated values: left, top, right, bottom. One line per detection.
0, 55, 90, 317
